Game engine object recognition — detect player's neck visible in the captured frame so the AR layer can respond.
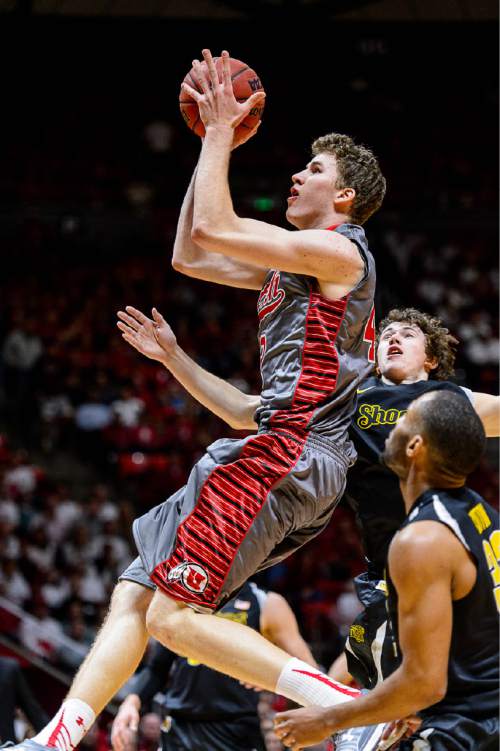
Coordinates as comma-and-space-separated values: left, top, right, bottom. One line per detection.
400, 466, 465, 513
298, 210, 349, 230
399, 469, 431, 513
380, 369, 430, 386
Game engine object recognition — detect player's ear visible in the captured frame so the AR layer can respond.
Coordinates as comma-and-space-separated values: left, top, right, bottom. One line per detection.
406, 434, 423, 458
424, 356, 439, 374
334, 187, 355, 214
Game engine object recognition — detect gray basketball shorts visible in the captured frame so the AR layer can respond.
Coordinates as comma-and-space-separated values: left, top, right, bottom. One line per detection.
120, 429, 351, 612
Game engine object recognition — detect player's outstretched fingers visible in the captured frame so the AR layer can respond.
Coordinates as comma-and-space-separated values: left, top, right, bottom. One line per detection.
202, 48, 219, 91
192, 58, 211, 96
220, 49, 232, 88
151, 307, 165, 324
117, 311, 141, 332
121, 332, 139, 351
181, 80, 201, 101
124, 306, 152, 325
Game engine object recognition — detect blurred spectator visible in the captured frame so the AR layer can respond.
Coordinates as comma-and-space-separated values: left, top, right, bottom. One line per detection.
0, 656, 48, 743
57, 523, 95, 570
0, 558, 31, 606
112, 386, 145, 428
58, 618, 91, 671
137, 713, 161, 751
74, 392, 113, 432
25, 527, 55, 575
40, 570, 72, 610
67, 563, 107, 607
89, 518, 132, 573
3, 450, 41, 498
2, 318, 43, 380
19, 599, 65, 662
0, 517, 22, 561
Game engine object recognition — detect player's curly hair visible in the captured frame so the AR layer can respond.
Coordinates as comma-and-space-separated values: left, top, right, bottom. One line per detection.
312, 133, 386, 225
378, 308, 459, 381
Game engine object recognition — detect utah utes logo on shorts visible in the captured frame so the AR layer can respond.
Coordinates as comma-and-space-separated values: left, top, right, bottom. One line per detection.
168, 561, 209, 593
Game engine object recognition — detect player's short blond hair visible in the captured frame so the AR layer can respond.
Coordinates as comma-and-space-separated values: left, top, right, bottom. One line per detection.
312, 132, 386, 225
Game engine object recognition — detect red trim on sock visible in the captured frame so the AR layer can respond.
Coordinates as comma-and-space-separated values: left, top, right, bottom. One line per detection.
292, 669, 361, 698
46, 710, 74, 751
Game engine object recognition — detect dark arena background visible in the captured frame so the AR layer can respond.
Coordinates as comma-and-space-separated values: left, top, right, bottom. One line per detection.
0, 1, 498, 748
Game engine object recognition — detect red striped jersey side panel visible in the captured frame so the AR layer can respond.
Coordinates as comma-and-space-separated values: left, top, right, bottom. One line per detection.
270, 292, 349, 433
150, 430, 306, 609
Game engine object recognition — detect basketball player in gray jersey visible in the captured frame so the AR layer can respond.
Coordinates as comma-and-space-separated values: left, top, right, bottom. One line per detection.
12, 48, 386, 751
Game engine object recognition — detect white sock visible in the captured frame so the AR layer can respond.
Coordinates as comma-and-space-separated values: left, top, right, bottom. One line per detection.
32, 699, 96, 751
276, 657, 361, 707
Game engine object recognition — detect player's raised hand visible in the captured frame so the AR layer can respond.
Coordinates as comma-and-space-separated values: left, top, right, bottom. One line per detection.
181, 49, 265, 132
117, 306, 176, 363
151, 307, 177, 355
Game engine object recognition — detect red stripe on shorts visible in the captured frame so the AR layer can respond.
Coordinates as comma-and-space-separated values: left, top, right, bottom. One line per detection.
150, 430, 306, 609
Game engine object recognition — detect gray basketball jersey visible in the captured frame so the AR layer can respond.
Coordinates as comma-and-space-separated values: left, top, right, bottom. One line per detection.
255, 223, 376, 454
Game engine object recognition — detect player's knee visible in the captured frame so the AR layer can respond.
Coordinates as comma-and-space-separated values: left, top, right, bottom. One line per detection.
145, 598, 192, 653
111, 580, 153, 618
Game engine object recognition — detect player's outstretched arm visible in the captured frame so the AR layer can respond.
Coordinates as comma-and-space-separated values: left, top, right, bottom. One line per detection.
472, 392, 500, 437
117, 306, 259, 430
274, 523, 455, 749
171, 145, 268, 291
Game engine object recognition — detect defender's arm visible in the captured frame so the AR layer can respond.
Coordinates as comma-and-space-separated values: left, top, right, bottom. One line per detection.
274, 522, 456, 747
118, 307, 259, 431
472, 392, 500, 437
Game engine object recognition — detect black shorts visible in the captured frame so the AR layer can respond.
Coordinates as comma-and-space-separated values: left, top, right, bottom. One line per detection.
122, 431, 350, 612
160, 714, 266, 751
399, 713, 499, 750
344, 573, 398, 689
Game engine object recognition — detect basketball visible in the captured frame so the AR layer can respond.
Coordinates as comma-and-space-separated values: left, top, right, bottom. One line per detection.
179, 56, 265, 139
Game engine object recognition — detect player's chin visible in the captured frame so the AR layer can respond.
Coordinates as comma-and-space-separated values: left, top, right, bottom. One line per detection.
285, 204, 303, 229
381, 359, 406, 379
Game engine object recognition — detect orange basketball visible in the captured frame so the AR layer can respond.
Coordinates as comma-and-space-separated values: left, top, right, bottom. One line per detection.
179, 56, 265, 139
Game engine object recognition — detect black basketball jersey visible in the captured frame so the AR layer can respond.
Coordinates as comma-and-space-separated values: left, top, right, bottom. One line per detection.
346, 377, 471, 573
387, 487, 499, 721
133, 581, 265, 721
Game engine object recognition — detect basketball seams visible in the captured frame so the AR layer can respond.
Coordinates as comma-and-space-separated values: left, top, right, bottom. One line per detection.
188, 71, 203, 94
230, 65, 250, 81
179, 57, 263, 139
